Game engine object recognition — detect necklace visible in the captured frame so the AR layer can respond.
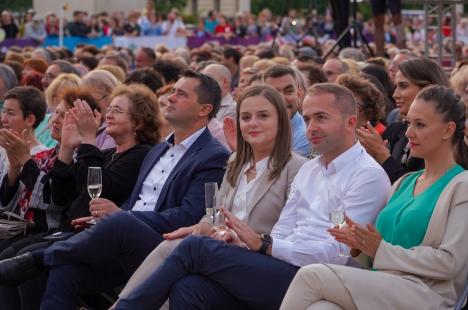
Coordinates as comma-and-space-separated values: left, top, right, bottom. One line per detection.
247, 165, 257, 175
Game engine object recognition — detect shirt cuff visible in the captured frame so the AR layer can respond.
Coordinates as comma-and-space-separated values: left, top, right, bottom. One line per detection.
271, 238, 293, 263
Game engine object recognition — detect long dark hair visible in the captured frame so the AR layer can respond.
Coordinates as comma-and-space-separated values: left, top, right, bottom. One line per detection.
416, 85, 468, 169
398, 58, 449, 87
226, 85, 292, 187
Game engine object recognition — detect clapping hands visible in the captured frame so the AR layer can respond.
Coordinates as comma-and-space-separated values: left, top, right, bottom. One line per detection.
69, 99, 102, 145
356, 121, 390, 164
0, 128, 32, 168
328, 216, 383, 258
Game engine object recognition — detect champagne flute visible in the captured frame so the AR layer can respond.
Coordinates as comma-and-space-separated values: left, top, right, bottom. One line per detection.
212, 198, 229, 238
87, 167, 102, 225
328, 179, 348, 257
329, 204, 347, 257
205, 182, 218, 224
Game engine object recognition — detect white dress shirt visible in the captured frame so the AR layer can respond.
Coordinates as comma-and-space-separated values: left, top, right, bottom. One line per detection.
231, 157, 270, 221
160, 19, 185, 36
132, 127, 206, 211
271, 142, 391, 267
0, 147, 8, 182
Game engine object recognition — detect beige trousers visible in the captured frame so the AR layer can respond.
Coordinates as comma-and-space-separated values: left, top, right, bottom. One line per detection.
280, 264, 358, 310
118, 239, 183, 310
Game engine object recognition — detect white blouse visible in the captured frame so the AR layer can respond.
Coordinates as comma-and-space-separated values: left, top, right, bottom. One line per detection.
231, 156, 270, 221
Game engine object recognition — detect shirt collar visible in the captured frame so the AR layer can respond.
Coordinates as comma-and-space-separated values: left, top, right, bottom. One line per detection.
242, 156, 270, 175
165, 126, 206, 150
221, 93, 235, 107
318, 141, 363, 175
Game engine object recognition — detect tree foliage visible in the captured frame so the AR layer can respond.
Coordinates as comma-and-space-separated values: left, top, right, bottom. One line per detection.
153, 0, 187, 14
251, 0, 328, 16
0, 0, 32, 12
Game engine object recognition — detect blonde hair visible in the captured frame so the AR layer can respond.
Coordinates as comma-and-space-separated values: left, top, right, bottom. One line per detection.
239, 55, 260, 71
450, 66, 468, 96
80, 69, 120, 96
272, 57, 291, 65
97, 64, 127, 83
340, 58, 360, 74
45, 73, 81, 108
252, 59, 276, 71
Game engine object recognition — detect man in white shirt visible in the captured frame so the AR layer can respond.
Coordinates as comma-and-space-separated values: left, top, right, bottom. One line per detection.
113, 83, 391, 310
160, 8, 186, 37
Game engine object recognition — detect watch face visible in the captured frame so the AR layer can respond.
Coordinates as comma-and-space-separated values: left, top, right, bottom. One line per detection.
261, 234, 272, 243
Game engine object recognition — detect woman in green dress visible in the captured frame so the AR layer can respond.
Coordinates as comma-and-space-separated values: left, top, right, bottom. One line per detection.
280, 85, 468, 310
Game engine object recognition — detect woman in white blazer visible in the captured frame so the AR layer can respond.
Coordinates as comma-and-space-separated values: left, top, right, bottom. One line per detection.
280, 85, 468, 310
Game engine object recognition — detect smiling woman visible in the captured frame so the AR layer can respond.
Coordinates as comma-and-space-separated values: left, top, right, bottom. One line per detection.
113, 85, 306, 306
356, 58, 449, 183
52, 84, 161, 225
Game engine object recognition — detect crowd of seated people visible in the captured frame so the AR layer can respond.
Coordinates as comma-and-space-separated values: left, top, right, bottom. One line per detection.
0, 34, 467, 310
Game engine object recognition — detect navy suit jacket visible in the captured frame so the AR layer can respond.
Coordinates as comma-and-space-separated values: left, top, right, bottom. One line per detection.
121, 128, 230, 234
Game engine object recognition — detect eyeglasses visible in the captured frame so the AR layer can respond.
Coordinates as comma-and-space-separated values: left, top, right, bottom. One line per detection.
96, 94, 108, 102
105, 106, 130, 115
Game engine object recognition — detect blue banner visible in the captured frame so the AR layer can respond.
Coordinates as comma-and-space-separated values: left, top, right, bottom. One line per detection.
42, 36, 113, 50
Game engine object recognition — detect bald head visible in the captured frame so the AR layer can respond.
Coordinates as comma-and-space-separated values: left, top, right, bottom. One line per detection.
322, 59, 349, 82
202, 64, 232, 97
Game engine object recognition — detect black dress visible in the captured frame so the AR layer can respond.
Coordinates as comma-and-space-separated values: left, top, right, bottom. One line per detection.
381, 121, 425, 184
51, 143, 151, 228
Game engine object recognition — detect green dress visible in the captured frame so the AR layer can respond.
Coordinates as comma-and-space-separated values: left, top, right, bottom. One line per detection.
35, 113, 58, 148
376, 165, 464, 249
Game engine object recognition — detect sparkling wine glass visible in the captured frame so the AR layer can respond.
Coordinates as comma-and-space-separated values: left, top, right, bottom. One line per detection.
87, 167, 102, 225
327, 179, 348, 257
212, 198, 229, 238
205, 182, 218, 224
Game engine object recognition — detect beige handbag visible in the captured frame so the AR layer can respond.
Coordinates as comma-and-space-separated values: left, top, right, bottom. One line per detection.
0, 211, 34, 240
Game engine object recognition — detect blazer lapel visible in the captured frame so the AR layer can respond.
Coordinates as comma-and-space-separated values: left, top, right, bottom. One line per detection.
154, 129, 210, 211
244, 169, 276, 217
137, 143, 170, 186
220, 173, 242, 210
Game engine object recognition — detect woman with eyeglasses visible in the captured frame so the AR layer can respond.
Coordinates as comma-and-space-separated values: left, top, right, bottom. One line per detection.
0, 84, 161, 310
55, 83, 162, 227
0, 87, 100, 309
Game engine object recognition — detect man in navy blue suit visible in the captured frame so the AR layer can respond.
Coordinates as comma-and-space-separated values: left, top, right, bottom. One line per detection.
0, 70, 230, 309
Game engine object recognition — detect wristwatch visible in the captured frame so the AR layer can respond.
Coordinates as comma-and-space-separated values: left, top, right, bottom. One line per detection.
257, 234, 272, 254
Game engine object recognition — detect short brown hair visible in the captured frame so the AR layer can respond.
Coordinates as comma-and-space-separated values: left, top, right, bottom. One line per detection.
109, 84, 162, 145
5, 86, 46, 128
307, 83, 356, 117
297, 63, 327, 86
336, 74, 385, 123
58, 87, 100, 111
